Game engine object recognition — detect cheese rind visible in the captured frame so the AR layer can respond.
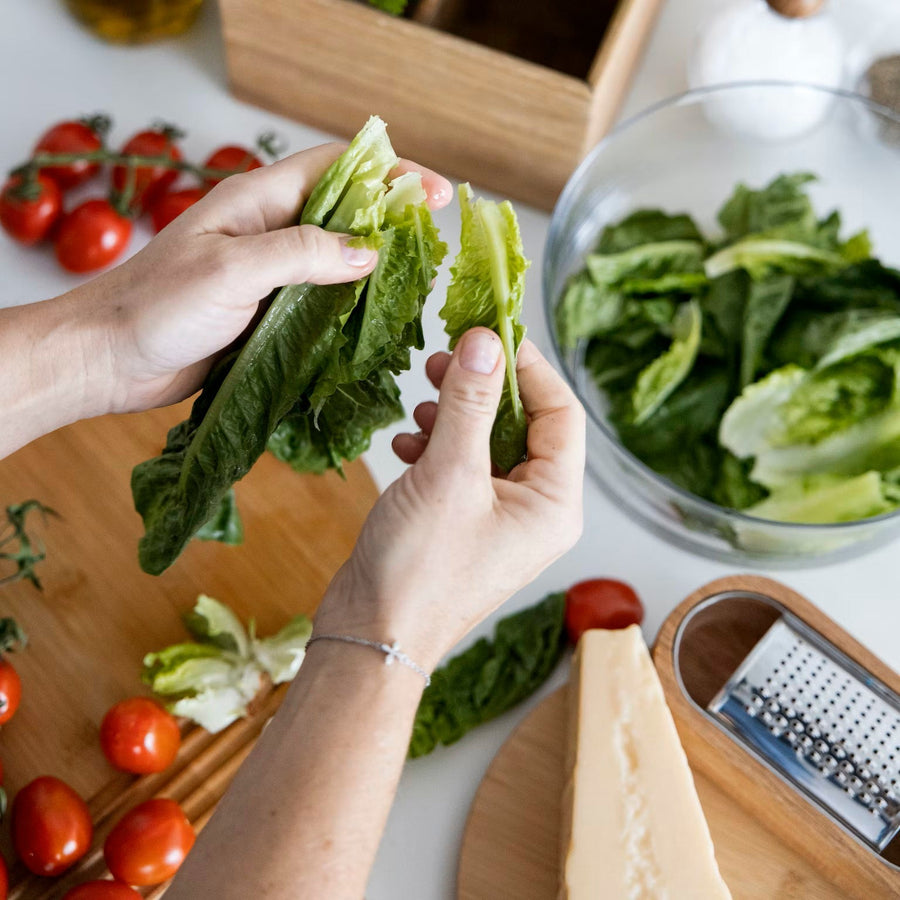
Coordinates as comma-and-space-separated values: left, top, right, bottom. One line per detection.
559, 625, 732, 900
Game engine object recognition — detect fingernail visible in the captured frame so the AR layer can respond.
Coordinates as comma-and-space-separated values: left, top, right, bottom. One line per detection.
459, 330, 501, 374
340, 236, 377, 267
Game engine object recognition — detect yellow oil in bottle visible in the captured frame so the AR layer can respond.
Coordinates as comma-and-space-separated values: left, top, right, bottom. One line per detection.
64, 0, 204, 43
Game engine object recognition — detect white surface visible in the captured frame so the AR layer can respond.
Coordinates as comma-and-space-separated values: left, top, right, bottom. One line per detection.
1, 1, 898, 897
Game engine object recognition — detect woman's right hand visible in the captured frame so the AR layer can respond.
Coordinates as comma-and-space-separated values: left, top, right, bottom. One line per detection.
314, 327, 586, 672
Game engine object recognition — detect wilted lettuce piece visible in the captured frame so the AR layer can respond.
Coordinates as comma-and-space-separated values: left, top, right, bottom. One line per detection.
409, 592, 566, 759
631, 300, 702, 425
744, 471, 893, 524
440, 183, 530, 471
143, 595, 312, 733
194, 489, 243, 546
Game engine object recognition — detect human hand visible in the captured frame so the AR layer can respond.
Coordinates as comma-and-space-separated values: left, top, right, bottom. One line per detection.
314, 328, 586, 671
80, 144, 451, 414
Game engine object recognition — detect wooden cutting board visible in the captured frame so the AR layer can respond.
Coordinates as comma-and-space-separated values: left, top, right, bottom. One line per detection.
458, 686, 848, 900
0, 404, 378, 897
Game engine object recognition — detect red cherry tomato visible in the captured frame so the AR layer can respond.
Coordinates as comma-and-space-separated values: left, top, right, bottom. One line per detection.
150, 188, 205, 233
111, 127, 182, 210
0, 854, 7, 900
34, 119, 105, 189
12, 776, 92, 876
564, 578, 644, 644
203, 145, 263, 187
0, 660, 22, 725
100, 697, 181, 774
54, 199, 132, 273
63, 880, 142, 899
104, 798, 195, 885
0, 175, 62, 246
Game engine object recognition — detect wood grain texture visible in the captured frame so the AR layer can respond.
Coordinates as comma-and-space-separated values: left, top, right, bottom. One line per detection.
458, 686, 848, 900
217, 0, 662, 210
653, 575, 900, 900
0, 404, 378, 895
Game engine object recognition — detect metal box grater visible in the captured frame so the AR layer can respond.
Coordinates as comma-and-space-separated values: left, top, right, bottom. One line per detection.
708, 617, 900, 862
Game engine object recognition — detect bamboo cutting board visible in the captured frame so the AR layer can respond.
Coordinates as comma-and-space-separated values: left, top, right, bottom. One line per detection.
0, 404, 378, 896
458, 686, 848, 900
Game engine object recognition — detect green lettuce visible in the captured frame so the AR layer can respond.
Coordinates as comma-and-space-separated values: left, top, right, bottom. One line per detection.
561, 171, 900, 526
631, 300, 702, 425
143, 595, 311, 733
132, 118, 444, 574
409, 592, 566, 758
440, 183, 530, 471
194, 489, 243, 546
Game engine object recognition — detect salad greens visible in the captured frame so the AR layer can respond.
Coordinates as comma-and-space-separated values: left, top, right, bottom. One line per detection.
194, 489, 243, 546
133, 117, 446, 574
143, 594, 312, 733
557, 173, 900, 524
440, 183, 530, 471
409, 591, 566, 758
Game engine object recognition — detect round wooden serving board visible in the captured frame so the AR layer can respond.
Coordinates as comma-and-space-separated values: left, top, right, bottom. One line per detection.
0, 404, 378, 897
458, 687, 847, 900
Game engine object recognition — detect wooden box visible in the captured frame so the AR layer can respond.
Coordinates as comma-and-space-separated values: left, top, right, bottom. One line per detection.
217, 0, 664, 209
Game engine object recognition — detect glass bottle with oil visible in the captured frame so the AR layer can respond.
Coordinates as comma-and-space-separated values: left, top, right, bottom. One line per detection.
64, 0, 204, 43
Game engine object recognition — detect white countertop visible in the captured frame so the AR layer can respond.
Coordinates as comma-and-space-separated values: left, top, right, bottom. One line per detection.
2, 1, 899, 897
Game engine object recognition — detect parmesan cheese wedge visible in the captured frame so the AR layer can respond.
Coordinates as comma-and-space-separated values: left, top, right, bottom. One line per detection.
559, 625, 731, 899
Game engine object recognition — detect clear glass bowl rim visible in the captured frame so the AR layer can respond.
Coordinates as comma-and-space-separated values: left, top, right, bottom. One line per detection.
543, 80, 900, 536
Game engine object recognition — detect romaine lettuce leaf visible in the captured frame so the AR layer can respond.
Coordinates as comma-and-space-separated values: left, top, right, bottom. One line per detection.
132, 118, 442, 575
744, 471, 894, 524
143, 595, 312, 733
440, 183, 530, 471
631, 300, 702, 425
594, 209, 704, 253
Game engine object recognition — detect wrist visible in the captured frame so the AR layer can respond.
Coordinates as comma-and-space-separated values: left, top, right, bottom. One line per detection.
314, 562, 448, 674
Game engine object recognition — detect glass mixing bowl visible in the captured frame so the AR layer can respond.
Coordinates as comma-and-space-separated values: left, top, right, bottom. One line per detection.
544, 83, 900, 566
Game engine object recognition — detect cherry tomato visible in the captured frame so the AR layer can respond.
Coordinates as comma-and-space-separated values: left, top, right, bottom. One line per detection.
104, 798, 194, 886
150, 188, 205, 233
564, 578, 644, 644
203, 145, 263, 186
0, 660, 22, 725
0, 175, 62, 246
100, 697, 181, 774
0, 854, 7, 900
12, 776, 92, 876
54, 199, 132, 273
33, 119, 106, 189
111, 127, 182, 211
63, 880, 142, 899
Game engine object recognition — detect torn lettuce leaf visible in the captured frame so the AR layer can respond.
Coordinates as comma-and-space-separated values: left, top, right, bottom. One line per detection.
409, 592, 566, 758
440, 183, 530, 471
631, 300, 702, 425
143, 595, 312, 733
132, 117, 443, 575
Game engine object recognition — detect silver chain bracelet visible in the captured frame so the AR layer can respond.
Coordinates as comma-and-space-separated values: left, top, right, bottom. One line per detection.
306, 634, 431, 687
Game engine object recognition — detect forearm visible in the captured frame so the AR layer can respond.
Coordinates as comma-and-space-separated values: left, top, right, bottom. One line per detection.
0, 285, 118, 458
166, 632, 425, 899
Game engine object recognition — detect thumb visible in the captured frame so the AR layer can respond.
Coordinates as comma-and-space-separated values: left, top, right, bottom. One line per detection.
231, 224, 378, 292
424, 328, 505, 473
